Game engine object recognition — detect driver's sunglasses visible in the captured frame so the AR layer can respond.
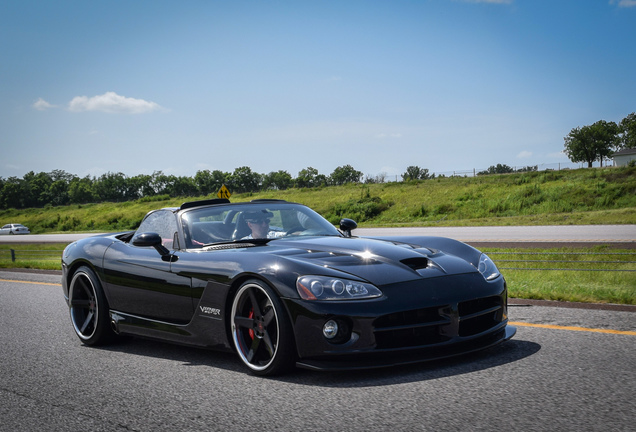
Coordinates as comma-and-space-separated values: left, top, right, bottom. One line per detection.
247, 219, 269, 225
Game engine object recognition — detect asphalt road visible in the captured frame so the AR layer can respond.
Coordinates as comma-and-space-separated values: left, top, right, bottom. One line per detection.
1, 271, 634, 431
2, 225, 635, 247
358, 225, 636, 243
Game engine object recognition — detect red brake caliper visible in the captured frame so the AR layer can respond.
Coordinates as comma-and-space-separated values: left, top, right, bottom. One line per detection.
248, 308, 255, 340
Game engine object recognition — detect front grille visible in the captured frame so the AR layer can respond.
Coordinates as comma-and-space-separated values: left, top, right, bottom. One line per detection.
458, 296, 504, 337
373, 295, 504, 350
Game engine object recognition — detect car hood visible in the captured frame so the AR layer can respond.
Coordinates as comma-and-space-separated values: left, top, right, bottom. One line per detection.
259, 236, 479, 286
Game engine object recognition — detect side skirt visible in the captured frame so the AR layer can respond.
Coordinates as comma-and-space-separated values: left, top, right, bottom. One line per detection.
109, 310, 232, 352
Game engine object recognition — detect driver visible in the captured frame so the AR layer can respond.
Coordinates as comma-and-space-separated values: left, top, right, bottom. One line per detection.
242, 210, 285, 239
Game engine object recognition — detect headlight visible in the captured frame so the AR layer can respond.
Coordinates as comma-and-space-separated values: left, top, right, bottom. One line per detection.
478, 253, 501, 281
296, 275, 382, 300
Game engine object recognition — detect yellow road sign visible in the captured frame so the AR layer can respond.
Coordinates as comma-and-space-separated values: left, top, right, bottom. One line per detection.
217, 185, 231, 199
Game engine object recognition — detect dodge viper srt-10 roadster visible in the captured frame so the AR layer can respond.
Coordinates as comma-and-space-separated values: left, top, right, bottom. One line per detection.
62, 198, 516, 376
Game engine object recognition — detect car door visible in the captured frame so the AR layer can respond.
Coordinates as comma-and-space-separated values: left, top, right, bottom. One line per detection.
101, 210, 194, 324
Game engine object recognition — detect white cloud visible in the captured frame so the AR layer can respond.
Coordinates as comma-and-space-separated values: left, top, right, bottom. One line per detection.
376, 132, 403, 139
517, 150, 533, 158
33, 98, 55, 110
68, 92, 162, 114
610, 0, 636, 7
547, 151, 567, 159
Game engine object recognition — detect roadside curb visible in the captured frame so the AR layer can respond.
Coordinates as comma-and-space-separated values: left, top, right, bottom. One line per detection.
0, 268, 62, 276
509, 297, 635, 312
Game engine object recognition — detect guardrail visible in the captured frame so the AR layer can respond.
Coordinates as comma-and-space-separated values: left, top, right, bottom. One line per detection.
0, 249, 62, 262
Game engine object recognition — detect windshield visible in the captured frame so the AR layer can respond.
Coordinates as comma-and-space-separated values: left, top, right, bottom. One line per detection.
180, 202, 341, 248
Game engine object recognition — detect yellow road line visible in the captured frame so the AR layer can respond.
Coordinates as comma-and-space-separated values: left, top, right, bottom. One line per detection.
509, 321, 636, 336
0, 278, 61, 287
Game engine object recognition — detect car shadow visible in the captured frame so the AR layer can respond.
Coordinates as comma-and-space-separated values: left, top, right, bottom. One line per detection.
96, 336, 245, 373
281, 339, 541, 387
94, 335, 540, 386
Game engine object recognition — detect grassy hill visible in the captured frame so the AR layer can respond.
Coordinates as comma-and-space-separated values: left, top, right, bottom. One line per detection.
1, 166, 635, 234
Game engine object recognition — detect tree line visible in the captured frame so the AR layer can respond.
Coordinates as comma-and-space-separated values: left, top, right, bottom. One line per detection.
564, 112, 635, 167
0, 165, 369, 210
0, 161, 557, 210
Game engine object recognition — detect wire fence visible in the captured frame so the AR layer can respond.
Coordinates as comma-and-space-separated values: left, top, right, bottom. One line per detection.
386, 161, 614, 181
0, 249, 62, 262
435, 162, 583, 178
488, 251, 636, 272
1, 249, 635, 272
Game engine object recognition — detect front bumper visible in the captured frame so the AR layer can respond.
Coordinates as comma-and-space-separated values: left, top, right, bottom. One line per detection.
296, 325, 516, 371
283, 272, 515, 370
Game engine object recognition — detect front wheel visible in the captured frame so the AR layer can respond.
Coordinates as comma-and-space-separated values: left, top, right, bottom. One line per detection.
230, 279, 296, 376
68, 266, 115, 345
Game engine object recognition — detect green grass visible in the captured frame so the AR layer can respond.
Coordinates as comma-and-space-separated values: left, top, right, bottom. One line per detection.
0, 243, 65, 270
1, 243, 633, 305
481, 246, 636, 305
0, 166, 635, 233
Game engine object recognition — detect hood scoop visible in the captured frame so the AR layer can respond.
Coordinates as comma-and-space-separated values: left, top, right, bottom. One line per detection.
400, 257, 429, 271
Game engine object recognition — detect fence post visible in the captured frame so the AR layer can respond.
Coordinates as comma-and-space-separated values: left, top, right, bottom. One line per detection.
10, 249, 15, 262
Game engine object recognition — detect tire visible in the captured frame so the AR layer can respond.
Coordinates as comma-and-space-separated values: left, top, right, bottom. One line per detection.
230, 279, 296, 376
68, 266, 115, 346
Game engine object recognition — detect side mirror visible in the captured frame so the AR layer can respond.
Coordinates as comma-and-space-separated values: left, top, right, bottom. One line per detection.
339, 218, 357, 238
133, 232, 171, 256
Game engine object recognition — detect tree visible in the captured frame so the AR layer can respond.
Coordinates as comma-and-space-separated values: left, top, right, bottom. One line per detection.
401, 166, 430, 181
68, 176, 96, 204
94, 172, 130, 202
23, 171, 53, 207
516, 165, 538, 173
263, 170, 292, 190
129, 174, 154, 198
0, 177, 27, 209
49, 169, 74, 183
230, 166, 262, 193
48, 170, 74, 206
364, 173, 377, 184
296, 167, 325, 188
374, 172, 387, 183
618, 112, 636, 149
591, 120, 620, 166
194, 170, 229, 196
150, 171, 170, 195
165, 176, 198, 197
49, 180, 70, 206
564, 120, 619, 167
329, 165, 363, 186
478, 164, 514, 175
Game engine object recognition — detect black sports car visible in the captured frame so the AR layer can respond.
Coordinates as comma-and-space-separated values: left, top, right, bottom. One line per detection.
62, 198, 516, 376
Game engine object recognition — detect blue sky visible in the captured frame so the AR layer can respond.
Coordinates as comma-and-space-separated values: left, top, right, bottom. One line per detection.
1, 0, 635, 180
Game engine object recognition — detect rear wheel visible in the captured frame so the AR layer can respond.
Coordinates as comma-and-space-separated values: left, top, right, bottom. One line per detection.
230, 279, 296, 376
68, 266, 115, 345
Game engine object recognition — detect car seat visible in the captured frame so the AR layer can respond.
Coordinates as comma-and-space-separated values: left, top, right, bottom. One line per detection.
231, 213, 251, 240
